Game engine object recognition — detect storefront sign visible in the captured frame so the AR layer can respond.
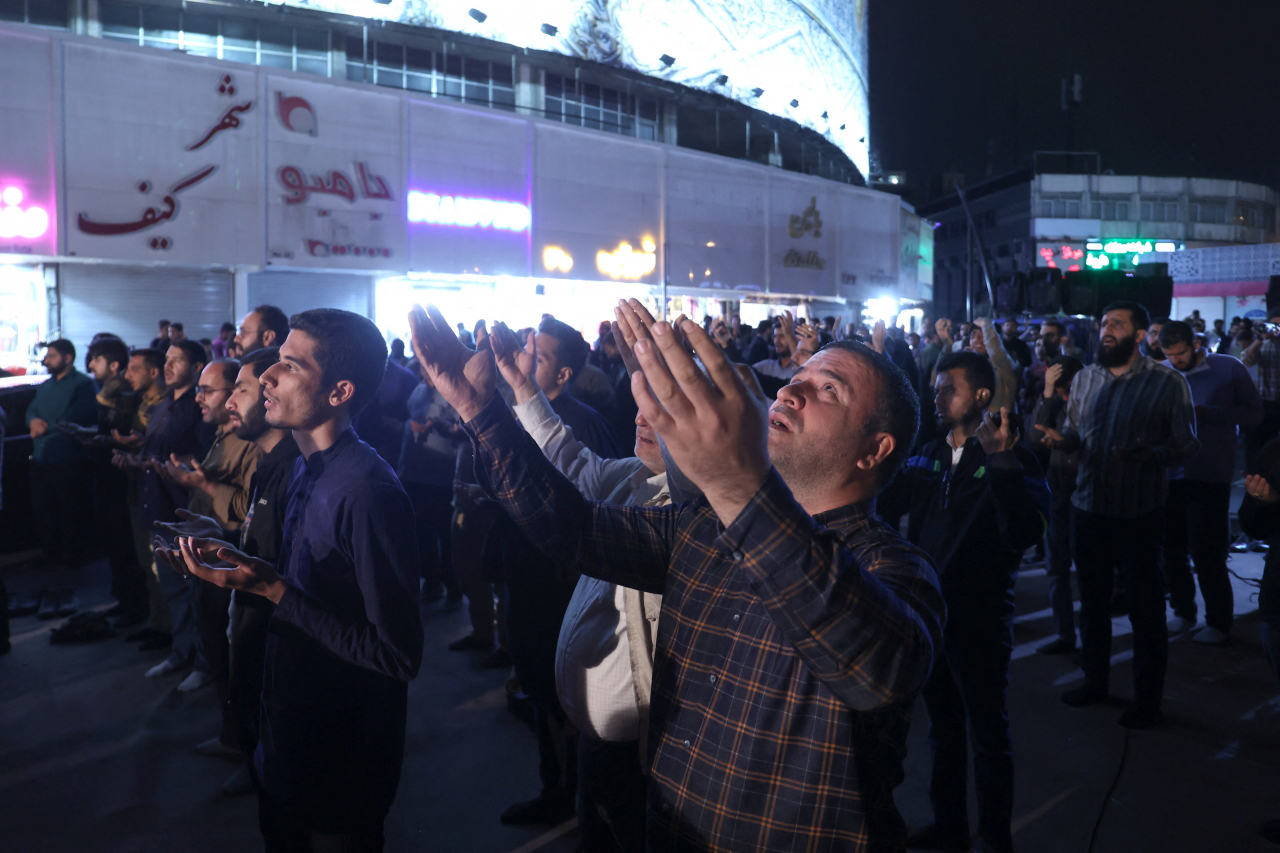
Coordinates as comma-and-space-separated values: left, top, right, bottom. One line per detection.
1036, 242, 1084, 270
407, 190, 530, 231
597, 239, 657, 279
0, 187, 49, 240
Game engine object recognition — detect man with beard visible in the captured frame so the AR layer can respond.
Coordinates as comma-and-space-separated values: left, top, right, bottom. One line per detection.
1022, 319, 1067, 411
903, 352, 1047, 853
1038, 302, 1199, 728
234, 304, 290, 356
1142, 317, 1168, 361
1159, 321, 1262, 645
408, 300, 944, 851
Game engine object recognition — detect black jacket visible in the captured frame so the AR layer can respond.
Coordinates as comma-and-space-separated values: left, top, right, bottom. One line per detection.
904, 435, 1049, 610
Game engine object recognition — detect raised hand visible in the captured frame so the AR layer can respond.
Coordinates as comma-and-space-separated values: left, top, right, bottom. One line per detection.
631, 317, 769, 525
158, 536, 285, 602
1034, 424, 1065, 449
871, 320, 887, 354
613, 298, 665, 377
976, 408, 1018, 455
489, 321, 539, 404
1043, 363, 1064, 398
407, 304, 497, 422
154, 508, 225, 542
935, 318, 954, 345
710, 317, 732, 349
778, 311, 799, 357
794, 323, 821, 365
153, 533, 235, 577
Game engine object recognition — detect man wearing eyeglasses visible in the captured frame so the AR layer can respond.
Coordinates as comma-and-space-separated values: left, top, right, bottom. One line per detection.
157, 358, 264, 695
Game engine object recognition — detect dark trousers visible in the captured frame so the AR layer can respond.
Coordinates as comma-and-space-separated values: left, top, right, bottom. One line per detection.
229, 598, 272, 761
95, 461, 148, 616
922, 602, 1015, 853
405, 482, 454, 597
196, 582, 234, 738
258, 792, 384, 853
30, 461, 92, 567
1246, 400, 1280, 470
577, 736, 646, 853
1164, 480, 1233, 632
1046, 466, 1077, 644
1074, 508, 1168, 708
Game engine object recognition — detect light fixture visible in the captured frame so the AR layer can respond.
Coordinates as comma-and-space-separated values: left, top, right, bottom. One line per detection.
659, 54, 676, 67
1154, 241, 1177, 252
821, 111, 828, 119
750, 87, 764, 97
705, 241, 715, 247
540, 23, 557, 36
704, 268, 711, 276
859, 137, 866, 143
789, 98, 799, 108
0, 186, 50, 240
715, 74, 728, 85
542, 246, 573, 273
468, 8, 487, 23
839, 124, 845, 130
598, 239, 658, 280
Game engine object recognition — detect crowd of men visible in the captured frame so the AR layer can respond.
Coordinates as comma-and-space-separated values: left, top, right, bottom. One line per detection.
4, 291, 1280, 852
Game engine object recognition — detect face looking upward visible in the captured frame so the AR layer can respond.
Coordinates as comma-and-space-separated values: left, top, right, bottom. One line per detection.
633, 410, 665, 472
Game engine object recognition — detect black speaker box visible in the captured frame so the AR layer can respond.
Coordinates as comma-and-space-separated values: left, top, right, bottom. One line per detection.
1026, 268, 1064, 314
995, 273, 1024, 316
1063, 270, 1172, 320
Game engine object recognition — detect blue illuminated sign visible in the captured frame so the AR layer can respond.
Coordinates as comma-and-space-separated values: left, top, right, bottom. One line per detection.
407, 190, 530, 232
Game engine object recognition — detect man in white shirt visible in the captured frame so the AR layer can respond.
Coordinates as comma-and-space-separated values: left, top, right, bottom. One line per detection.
484, 315, 676, 853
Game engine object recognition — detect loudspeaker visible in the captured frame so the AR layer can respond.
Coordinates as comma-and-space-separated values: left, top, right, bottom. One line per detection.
1064, 270, 1172, 320
995, 273, 1024, 316
1026, 268, 1064, 314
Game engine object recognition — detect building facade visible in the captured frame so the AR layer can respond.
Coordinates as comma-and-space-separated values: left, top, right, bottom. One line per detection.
922, 169, 1279, 320
0, 2, 923, 369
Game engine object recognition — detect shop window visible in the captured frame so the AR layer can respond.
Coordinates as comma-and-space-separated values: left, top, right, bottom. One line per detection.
545, 73, 658, 139
0, 0, 66, 28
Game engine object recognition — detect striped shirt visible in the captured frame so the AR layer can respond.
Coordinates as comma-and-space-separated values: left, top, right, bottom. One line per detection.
1060, 357, 1200, 518
465, 395, 944, 852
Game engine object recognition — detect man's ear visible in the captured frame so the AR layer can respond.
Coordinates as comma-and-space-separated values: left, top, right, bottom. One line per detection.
855, 432, 896, 475
262, 330, 277, 348
329, 379, 356, 408
557, 366, 575, 388
976, 387, 991, 406
1134, 328, 1147, 344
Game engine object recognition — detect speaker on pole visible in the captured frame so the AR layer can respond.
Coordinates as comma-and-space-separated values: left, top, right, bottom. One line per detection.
1026, 268, 1064, 314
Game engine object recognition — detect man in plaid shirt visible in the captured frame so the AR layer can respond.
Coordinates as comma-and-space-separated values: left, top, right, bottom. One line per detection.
410, 299, 945, 852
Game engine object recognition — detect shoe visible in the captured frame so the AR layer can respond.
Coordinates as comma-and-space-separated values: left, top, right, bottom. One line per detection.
1251, 541, 1270, 553
1260, 819, 1280, 844
448, 634, 493, 652
126, 627, 164, 642
1231, 537, 1250, 553
1166, 616, 1197, 635
1062, 683, 1109, 707
1118, 704, 1163, 729
1037, 638, 1076, 655
138, 633, 173, 652
499, 792, 576, 826
36, 589, 58, 620
55, 588, 80, 618
195, 736, 242, 759
145, 657, 184, 678
49, 613, 115, 644
904, 823, 973, 851
177, 670, 214, 692
221, 765, 254, 797
479, 648, 513, 669
1192, 626, 1230, 645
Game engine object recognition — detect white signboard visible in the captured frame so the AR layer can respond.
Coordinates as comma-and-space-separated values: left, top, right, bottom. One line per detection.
63, 44, 264, 266
665, 150, 766, 293
266, 77, 406, 269
769, 173, 838, 297
407, 100, 529, 277
0, 31, 57, 259
835, 188, 900, 301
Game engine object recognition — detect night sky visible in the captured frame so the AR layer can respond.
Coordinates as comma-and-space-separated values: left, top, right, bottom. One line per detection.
868, 0, 1280, 196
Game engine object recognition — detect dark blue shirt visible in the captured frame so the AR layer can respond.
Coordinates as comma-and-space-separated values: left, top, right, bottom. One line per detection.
136, 388, 211, 530
255, 429, 423, 826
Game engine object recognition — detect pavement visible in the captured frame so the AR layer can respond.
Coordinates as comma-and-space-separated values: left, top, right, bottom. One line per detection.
2, 538, 1279, 852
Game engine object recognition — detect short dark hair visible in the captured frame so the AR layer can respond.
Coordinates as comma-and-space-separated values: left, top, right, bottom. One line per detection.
239, 346, 280, 379
1049, 354, 1084, 390
210, 357, 240, 386
1152, 317, 1170, 326
537, 316, 589, 380
288, 308, 387, 417
816, 339, 919, 488
1159, 320, 1196, 350
130, 347, 165, 373
171, 339, 208, 371
1101, 301, 1151, 330
221, 322, 236, 333
756, 320, 773, 334
1041, 319, 1067, 337
46, 338, 75, 359
936, 351, 996, 396
253, 304, 290, 342
170, 322, 184, 333
158, 319, 170, 328
87, 338, 130, 370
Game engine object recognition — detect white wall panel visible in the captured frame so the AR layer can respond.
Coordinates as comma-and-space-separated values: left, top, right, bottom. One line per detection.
63, 44, 264, 266
0, 30, 57, 258
246, 271, 373, 321
665, 150, 766, 293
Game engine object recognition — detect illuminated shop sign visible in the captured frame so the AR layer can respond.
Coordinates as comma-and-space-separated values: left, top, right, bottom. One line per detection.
1084, 239, 1180, 270
0, 186, 49, 240
1037, 243, 1084, 271
597, 238, 657, 279
542, 246, 574, 273
407, 190, 530, 232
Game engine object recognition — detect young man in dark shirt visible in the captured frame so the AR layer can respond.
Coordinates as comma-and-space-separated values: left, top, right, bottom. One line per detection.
166, 309, 422, 851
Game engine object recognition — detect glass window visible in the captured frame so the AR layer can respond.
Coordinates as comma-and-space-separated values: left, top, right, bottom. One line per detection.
258, 52, 292, 69
463, 58, 488, 84
491, 87, 515, 111
99, 0, 139, 38
296, 28, 328, 53
0, 0, 25, 24
406, 47, 434, 73
258, 23, 293, 54
223, 47, 256, 65
27, 0, 63, 27
142, 6, 181, 44
406, 72, 432, 93
375, 42, 403, 68
296, 56, 328, 77
222, 20, 256, 50
491, 61, 512, 87
545, 74, 563, 98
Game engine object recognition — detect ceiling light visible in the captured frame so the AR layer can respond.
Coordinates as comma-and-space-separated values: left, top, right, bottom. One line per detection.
715, 74, 728, 85
468, 8, 487, 22
789, 98, 799, 108
839, 124, 845, 130
659, 54, 676, 67
705, 241, 715, 247
859, 137, 866, 143
750, 87, 764, 97
540, 23, 557, 36
821, 111, 828, 119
